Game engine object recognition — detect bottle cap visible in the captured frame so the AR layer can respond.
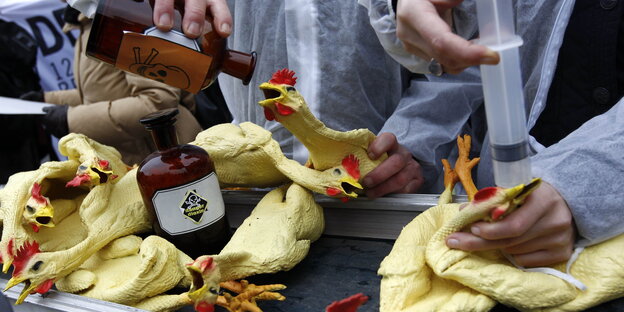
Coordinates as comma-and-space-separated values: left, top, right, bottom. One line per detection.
140, 108, 179, 129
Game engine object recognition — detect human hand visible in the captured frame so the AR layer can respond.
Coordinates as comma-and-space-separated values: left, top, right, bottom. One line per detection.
152, 0, 232, 38
19, 90, 44, 102
42, 105, 70, 138
363, 132, 424, 198
395, 0, 499, 74
446, 181, 577, 267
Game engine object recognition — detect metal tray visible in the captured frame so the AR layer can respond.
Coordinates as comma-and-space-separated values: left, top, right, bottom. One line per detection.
224, 190, 467, 239
0, 278, 148, 312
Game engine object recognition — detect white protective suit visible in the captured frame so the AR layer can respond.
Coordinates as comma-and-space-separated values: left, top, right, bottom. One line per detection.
360, 0, 624, 247
218, 0, 403, 164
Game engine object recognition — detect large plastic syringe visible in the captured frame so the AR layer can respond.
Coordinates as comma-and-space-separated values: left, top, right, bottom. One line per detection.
476, 0, 532, 188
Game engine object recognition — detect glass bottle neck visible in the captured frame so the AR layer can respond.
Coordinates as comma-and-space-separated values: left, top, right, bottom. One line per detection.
222, 50, 256, 85
150, 124, 178, 150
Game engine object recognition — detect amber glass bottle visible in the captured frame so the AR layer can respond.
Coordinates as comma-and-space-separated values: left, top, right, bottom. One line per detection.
137, 108, 230, 258
86, 0, 256, 94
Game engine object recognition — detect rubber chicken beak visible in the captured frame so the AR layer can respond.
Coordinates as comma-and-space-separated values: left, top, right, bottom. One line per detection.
3, 260, 13, 273
87, 168, 101, 183
503, 183, 525, 201
186, 264, 206, 298
187, 284, 209, 302
6, 276, 39, 305
32, 204, 55, 228
490, 178, 542, 221
258, 83, 285, 107
15, 283, 36, 305
4, 276, 23, 291
186, 264, 220, 305
74, 160, 114, 186
340, 176, 363, 198
505, 177, 542, 203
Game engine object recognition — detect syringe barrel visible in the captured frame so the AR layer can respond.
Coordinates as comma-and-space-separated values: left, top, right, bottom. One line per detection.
480, 47, 527, 147
480, 46, 532, 188
476, 0, 532, 187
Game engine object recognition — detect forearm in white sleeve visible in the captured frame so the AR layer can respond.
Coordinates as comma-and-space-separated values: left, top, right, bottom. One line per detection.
531, 98, 624, 247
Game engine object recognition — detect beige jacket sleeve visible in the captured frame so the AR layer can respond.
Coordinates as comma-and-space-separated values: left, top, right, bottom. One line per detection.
67, 71, 198, 147
44, 89, 82, 106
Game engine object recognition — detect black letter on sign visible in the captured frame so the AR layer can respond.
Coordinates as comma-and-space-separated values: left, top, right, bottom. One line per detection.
52, 8, 76, 46
26, 16, 63, 56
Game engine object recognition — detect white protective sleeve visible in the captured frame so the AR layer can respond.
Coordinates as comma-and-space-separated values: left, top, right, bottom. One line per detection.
357, 0, 430, 74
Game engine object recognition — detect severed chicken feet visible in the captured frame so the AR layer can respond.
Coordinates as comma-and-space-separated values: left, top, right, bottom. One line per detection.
440, 135, 480, 203
216, 280, 286, 312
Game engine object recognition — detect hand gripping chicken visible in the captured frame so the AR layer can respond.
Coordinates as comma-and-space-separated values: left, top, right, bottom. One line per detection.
1, 134, 149, 304
191, 122, 362, 200
258, 69, 386, 198
379, 135, 624, 312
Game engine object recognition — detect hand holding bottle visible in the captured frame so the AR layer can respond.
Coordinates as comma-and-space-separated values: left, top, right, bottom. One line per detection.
153, 0, 232, 38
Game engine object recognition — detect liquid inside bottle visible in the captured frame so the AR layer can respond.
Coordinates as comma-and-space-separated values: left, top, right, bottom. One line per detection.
137, 108, 230, 258
86, 0, 256, 93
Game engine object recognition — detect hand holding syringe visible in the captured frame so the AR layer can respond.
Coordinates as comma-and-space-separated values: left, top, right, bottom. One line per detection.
393, 0, 501, 74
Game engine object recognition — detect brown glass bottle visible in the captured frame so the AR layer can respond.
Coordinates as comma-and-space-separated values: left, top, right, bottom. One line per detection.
86, 0, 256, 93
137, 108, 230, 258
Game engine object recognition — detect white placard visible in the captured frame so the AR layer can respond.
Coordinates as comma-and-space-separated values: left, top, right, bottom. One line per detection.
0, 96, 53, 115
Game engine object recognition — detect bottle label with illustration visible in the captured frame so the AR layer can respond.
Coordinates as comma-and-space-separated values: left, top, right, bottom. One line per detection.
115, 28, 212, 93
152, 172, 225, 235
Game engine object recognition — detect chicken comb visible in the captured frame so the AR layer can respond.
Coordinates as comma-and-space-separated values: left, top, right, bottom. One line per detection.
325, 293, 369, 312
98, 159, 110, 170
342, 154, 360, 180
31, 183, 47, 205
13, 240, 40, 276
473, 187, 498, 203
269, 68, 297, 86
200, 257, 215, 273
